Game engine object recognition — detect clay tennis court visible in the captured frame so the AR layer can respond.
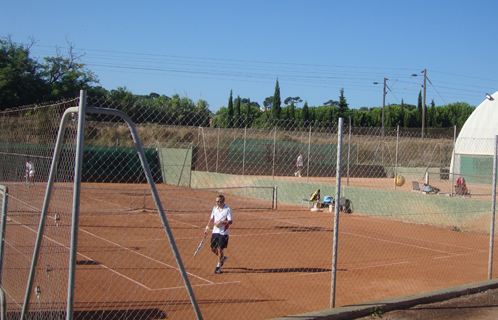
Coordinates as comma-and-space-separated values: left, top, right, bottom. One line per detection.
2, 180, 494, 319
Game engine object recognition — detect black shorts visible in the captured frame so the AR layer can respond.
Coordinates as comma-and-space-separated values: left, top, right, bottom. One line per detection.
211, 234, 229, 249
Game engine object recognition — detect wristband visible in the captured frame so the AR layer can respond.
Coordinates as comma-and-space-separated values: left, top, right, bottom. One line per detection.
205, 226, 209, 230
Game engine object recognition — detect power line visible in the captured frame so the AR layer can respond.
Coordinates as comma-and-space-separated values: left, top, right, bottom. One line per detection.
29, 44, 496, 107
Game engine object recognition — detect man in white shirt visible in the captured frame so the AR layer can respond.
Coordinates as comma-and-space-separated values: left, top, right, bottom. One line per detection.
26, 159, 35, 185
295, 153, 303, 178
204, 195, 233, 274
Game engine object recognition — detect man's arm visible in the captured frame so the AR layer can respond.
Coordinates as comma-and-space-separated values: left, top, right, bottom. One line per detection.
204, 216, 213, 236
215, 220, 232, 227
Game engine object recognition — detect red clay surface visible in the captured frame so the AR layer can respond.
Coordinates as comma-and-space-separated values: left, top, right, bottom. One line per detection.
1, 180, 496, 320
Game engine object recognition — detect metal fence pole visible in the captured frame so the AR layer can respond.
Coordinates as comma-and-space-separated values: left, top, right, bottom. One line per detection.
0, 185, 8, 285
331, 117, 343, 308
216, 127, 220, 173
66, 90, 87, 320
451, 125, 457, 196
272, 126, 276, 179
307, 125, 311, 183
489, 135, 498, 279
202, 127, 209, 172
347, 117, 351, 186
243, 127, 246, 176
394, 125, 400, 191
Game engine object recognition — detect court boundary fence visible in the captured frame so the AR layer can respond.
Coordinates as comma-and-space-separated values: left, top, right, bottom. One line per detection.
1, 91, 498, 319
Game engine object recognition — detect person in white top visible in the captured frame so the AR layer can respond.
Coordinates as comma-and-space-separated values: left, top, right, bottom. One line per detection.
204, 194, 233, 274
295, 153, 303, 178
25, 159, 35, 185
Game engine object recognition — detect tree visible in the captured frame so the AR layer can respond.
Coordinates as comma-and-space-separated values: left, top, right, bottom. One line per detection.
417, 90, 423, 126
428, 99, 436, 128
234, 95, 241, 127
0, 37, 98, 110
284, 96, 302, 107
337, 88, 349, 120
272, 79, 281, 119
289, 100, 296, 120
399, 100, 406, 128
227, 90, 234, 128
245, 98, 252, 127
196, 99, 210, 127
263, 96, 273, 111
41, 41, 98, 101
323, 100, 339, 107
302, 101, 310, 124
0, 37, 45, 109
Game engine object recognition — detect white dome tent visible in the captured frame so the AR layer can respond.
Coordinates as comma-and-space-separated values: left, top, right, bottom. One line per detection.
450, 90, 498, 184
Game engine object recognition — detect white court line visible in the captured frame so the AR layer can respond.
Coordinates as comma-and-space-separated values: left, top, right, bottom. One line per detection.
7, 194, 42, 213
6, 216, 222, 291
237, 211, 309, 227
230, 232, 297, 237
86, 195, 131, 211
155, 281, 241, 291
342, 231, 463, 255
8, 218, 159, 290
80, 228, 214, 285
434, 251, 487, 260
300, 261, 409, 276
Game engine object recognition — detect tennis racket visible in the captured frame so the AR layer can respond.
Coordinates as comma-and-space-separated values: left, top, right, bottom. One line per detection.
193, 234, 207, 257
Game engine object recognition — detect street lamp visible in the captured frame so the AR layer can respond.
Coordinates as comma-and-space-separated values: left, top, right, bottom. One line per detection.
411, 70, 427, 138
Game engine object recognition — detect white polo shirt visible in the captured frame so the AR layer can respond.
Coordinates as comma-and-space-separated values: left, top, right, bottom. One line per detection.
210, 204, 233, 236
297, 155, 303, 167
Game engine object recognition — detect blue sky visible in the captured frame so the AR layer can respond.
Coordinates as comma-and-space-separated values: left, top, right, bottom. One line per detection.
3, 1, 498, 112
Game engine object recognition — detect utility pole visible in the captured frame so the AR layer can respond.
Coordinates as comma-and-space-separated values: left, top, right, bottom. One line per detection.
382, 77, 387, 137
421, 69, 427, 139
373, 78, 388, 137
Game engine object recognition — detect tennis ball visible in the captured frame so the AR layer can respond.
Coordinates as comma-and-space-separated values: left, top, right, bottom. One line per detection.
395, 175, 405, 187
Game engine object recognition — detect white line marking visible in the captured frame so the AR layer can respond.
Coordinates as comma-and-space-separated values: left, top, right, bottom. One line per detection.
342, 231, 460, 255
348, 261, 409, 271
6, 216, 221, 291
152, 281, 241, 291
300, 261, 410, 276
8, 218, 158, 290
434, 251, 486, 260
79, 229, 214, 284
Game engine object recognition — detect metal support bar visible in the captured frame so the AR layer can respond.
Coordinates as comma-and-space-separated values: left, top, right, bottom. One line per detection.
66, 90, 87, 319
489, 135, 498, 279
331, 117, 343, 308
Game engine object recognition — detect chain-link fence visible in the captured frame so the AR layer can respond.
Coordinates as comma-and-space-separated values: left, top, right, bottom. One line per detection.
0, 92, 497, 320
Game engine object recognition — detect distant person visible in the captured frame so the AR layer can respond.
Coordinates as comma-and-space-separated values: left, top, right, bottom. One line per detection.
294, 153, 303, 178
25, 159, 35, 185
204, 195, 233, 274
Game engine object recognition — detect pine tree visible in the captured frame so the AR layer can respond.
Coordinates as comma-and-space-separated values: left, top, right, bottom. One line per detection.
234, 95, 241, 127
429, 99, 436, 128
272, 79, 281, 119
302, 101, 310, 124
289, 100, 295, 120
399, 99, 406, 128
337, 88, 349, 120
417, 91, 423, 126
245, 98, 251, 127
227, 90, 234, 128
